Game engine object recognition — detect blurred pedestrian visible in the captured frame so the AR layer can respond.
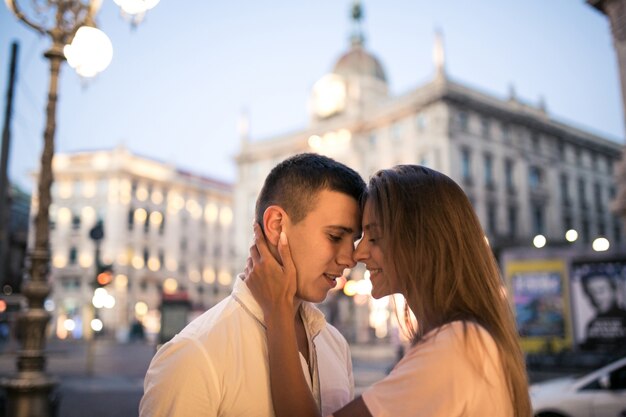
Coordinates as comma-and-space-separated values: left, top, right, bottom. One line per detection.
129, 319, 145, 342
246, 165, 532, 417
140, 153, 366, 416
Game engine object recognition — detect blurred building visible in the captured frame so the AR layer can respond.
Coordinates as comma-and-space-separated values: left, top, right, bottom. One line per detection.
588, 0, 626, 238
235, 5, 624, 343
32, 146, 235, 340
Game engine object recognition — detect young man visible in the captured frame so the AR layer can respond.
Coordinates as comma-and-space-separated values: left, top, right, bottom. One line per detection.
140, 153, 366, 417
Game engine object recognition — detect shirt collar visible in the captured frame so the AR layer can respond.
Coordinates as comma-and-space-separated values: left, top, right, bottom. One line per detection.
232, 273, 327, 338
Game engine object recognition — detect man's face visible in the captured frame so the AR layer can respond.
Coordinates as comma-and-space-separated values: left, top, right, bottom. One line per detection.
587, 275, 614, 313
285, 189, 360, 303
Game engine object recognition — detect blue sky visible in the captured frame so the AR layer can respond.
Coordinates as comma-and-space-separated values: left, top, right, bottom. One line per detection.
0, 1, 623, 192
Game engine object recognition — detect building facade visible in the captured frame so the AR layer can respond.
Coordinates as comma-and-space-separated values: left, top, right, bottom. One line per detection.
234, 10, 624, 342
35, 146, 235, 340
236, 35, 623, 265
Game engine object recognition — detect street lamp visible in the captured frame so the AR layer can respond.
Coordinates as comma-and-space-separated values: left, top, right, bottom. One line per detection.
114, 0, 159, 27
1, 1, 155, 415
533, 234, 547, 249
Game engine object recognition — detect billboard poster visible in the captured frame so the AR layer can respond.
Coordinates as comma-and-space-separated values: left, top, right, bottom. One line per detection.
570, 259, 626, 352
506, 260, 570, 352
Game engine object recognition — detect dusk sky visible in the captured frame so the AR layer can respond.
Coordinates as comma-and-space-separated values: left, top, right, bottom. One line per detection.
0, 0, 623, 192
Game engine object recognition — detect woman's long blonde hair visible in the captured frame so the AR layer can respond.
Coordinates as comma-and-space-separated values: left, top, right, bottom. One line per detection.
367, 165, 531, 417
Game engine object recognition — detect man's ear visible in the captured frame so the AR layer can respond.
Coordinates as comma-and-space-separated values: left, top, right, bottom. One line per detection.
262, 205, 287, 247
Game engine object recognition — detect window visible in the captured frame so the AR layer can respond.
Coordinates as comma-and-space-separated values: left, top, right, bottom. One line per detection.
391, 123, 402, 143
609, 365, 626, 390
159, 213, 166, 235
461, 148, 472, 183
368, 133, 377, 149
529, 166, 542, 189
71, 214, 81, 230
457, 111, 469, 133
484, 154, 494, 188
505, 159, 515, 191
594, 183, 603, 213
578, 178, 587, 209
128, 207, 134, 231
582, 218, 590, 243
563, 215, 572, 232
487, 203, 497, 234
143, 248, 149, 264
531, 132, 540, 153
532, 205, 544, 235
560, 173, 570, 205
69, 247, 77, 265
508, 206, 517, 238
575, 148, 582, 165
144, 210, 150, 233
415, 114, 426, 132
591, 153, 598, 171
502, 124, 510, 142
481, 117, 490, 139
557, 139, 565, 159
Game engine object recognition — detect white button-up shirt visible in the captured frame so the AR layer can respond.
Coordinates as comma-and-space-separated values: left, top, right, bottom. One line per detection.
140, 277, 354, 417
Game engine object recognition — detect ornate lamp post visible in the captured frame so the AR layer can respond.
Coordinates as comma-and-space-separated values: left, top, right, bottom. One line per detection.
1, 1, 156, 415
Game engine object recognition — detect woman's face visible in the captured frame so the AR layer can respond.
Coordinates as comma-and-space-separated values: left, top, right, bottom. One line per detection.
354, 200, 399, 298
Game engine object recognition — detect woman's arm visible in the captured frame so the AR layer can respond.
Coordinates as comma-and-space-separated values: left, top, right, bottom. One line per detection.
246, 224, 372, 417
246, 224, 320, 417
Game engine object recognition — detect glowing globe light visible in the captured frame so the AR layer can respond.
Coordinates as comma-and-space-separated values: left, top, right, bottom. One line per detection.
343, 280, 358, 297
533, 234, 546, 248
64, 26, 113, 78
592, 237, 610, 252
114, 0, 160, 15
565, 229, 578, 242
63, 319, 76, 332
91, 318, 104, 332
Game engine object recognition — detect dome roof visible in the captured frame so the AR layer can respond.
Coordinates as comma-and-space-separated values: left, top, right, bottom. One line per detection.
332, 42, 387, 83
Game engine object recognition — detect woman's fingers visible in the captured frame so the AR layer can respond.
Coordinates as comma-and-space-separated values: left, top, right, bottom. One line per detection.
277, 232, 296, 278
253, 223, 274, 260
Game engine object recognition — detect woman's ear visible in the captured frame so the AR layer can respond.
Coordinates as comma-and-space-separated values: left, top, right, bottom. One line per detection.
262, 205, 287, 247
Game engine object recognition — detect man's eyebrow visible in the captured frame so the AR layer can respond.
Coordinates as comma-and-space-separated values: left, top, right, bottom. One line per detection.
326, 225, 355, 234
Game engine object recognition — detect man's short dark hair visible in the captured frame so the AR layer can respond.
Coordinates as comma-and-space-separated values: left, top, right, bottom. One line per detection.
255, 153, 366, 226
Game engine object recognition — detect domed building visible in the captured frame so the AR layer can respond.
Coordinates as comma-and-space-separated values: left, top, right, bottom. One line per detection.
308, 23, 389, 122
235, 2, 623, 347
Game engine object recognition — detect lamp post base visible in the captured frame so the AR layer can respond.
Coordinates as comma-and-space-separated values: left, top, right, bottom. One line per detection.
0, 374, 59, 417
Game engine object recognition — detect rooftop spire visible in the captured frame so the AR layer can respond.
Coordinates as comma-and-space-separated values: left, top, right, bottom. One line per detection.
238, 108, 250, 146
350, 0, 365, 46
433, 28, 446, 80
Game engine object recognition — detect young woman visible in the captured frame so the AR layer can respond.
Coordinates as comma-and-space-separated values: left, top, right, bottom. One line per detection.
246, 165, 532, 417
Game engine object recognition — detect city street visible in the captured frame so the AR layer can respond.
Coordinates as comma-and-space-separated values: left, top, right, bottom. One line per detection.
0, 338, 398, 417
0, 337, 579, 417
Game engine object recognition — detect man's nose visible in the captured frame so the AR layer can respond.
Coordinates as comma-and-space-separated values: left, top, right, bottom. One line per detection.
337, 243, 357, 269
